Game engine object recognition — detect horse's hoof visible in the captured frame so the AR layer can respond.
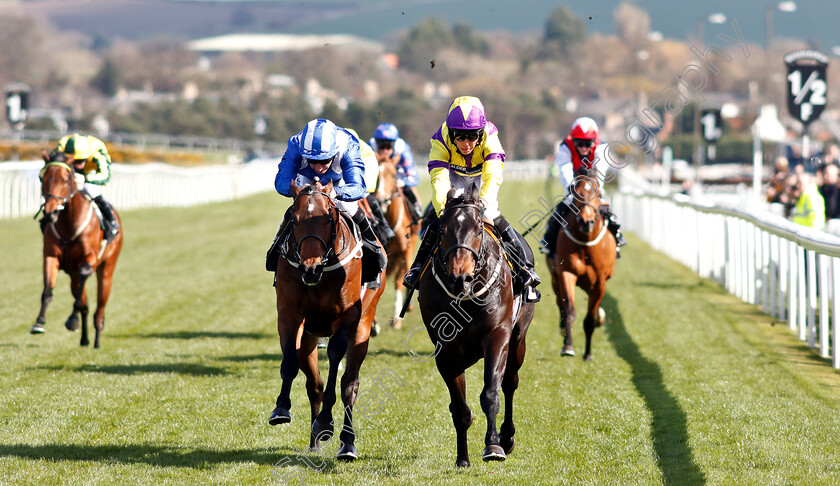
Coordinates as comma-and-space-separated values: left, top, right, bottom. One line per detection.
561, 346, 575, 357
337, 443, 358, 461
65, 317, 79, 332
482, 445, 506, 462
311, 419, 333, 442
391, 318, 402, 330
501, 437, 515, 454
583, 354, 593, 362
30, 323, 45, 334
316, 337, 327, 349
371, 321, 381, 337
455, 458, 471, 468
80, 339, 89, 347
268, 407, 291, 425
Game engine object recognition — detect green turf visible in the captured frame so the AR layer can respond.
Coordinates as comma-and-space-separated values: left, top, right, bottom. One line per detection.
1, 180, 840, 485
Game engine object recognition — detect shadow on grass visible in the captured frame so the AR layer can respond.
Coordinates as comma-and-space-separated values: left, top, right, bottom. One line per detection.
76, 363, 229, 376
602, 292, 706, 486
218, 353, 282, 362
0, 442, 342, 474
131, 331, 271, 340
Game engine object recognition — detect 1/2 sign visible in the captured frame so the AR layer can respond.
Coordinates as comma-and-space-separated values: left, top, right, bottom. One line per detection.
784, 50, 828, 126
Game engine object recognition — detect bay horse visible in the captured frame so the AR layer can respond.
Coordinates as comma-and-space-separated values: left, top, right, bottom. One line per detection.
417, 187, 535, 468
547, 166, 616, 361
375, 157, 419, 329
31, 151, 123, 348
269, 180, 385, 461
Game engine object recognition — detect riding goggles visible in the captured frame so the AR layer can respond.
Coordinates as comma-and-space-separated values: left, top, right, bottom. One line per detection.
573, 138, 595, 149
452, 130, 482, 142
303, 155, 337, 166
375, 139, 395, 150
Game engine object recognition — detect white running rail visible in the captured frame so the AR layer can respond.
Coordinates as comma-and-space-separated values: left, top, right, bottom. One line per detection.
614, 185, 840, 369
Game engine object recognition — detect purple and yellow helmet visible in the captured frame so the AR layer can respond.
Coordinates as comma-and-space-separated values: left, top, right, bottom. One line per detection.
445, 96, 487, 131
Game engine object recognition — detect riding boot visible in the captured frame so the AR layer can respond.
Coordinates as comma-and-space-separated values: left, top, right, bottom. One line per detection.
540, 201, 572, 257
403, 216, 439, 289
93, 196, 119, 243
494, 215, 540, 293
403, 186, 424, 221
419, 202, 435, 238
600, 204, 627, 259
351, 210, 387, 285
266, 207, 293, 272
366, 194, 395, 241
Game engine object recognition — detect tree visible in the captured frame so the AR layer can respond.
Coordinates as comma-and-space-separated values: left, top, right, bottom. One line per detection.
541, 6, 586, 59
614, 2, 650, 48
396, 17, 454, 72
90, 59, 122, 97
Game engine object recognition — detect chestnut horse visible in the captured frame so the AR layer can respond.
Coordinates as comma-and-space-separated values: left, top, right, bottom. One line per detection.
31, 151, 123, 348
375, 158, 419, 329
269, 180, 385, 461
547, 166, 616, 361
417, 188, 535, 468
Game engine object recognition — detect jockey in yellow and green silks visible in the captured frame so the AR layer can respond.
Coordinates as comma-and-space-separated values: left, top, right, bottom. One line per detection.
53, 134, 120, 242
402, 96, 540, 301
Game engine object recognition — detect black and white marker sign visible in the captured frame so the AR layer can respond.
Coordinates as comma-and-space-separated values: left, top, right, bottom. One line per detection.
785, 50, 828, 127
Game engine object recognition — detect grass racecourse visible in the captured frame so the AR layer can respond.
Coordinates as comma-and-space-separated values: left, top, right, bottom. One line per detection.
2, 179, 840, 485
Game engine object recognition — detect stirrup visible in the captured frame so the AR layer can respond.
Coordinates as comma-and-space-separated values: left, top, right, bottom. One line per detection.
403, 268, 420, 288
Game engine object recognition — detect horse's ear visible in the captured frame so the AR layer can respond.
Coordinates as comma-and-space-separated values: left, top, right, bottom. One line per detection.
445, 188, 457, 203
291, 180, 301, 198
42, 149, 50, 163
468, 183, 479, 202
323, 180, 334, 193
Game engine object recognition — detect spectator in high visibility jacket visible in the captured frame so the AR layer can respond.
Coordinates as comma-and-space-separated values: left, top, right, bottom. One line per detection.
791, 173, 826, 230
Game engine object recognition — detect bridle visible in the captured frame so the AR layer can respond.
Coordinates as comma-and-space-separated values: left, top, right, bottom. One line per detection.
39, 162, 78, 213
289, 187, 341, 263
436, 202, 486, 274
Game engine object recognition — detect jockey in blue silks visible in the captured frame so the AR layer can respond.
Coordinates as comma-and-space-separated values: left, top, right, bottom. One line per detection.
267, 118, 387, 287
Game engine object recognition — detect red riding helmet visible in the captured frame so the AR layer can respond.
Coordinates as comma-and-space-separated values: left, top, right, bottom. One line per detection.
570, 117, 598, 140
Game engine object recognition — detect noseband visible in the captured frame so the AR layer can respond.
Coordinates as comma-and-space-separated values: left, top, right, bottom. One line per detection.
438, 202, 486, 272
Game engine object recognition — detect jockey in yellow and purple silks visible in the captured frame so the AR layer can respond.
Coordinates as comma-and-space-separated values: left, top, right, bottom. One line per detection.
52, 134, 120, 242
402, 96, 540, 300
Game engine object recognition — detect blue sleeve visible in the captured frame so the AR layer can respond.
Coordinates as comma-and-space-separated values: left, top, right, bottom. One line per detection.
398, 143, 418, 187
335, 141, 366, 201
275, 140, 301, 197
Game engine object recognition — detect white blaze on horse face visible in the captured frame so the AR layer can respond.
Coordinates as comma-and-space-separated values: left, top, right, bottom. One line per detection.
307, 200, 315, 214
584, 182, 592, 191
457, 214, 465, 224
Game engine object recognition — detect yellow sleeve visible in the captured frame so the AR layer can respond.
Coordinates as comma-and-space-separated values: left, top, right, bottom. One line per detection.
479, 158, 504, 202
359, 140, 379, 194
429, 167, 450, 216
85, 137, 112, 185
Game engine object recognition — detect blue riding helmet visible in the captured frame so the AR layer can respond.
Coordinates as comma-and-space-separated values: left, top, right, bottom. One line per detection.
373, 123, 399, 142
300, 119, 339, 161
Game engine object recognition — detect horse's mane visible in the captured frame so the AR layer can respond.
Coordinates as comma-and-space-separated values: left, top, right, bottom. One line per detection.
447, 194, 480, 207
48, 150, 67, 163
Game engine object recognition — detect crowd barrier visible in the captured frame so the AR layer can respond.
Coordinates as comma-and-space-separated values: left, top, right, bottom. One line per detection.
613, 180, 840, 369
0, 159, 279, 219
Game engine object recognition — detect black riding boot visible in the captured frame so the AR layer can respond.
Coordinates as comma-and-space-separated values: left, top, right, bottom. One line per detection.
403, 216, 439, 289
403, 186, 423, 221
266, 207, 293, 272
495, 216, 540, 293
93, 196, 119, 243
540, 201, 573, 257
366, 194, 395, 241
600, 204, 627, 258
419, 202, 436, 238
352, 210, 387, 285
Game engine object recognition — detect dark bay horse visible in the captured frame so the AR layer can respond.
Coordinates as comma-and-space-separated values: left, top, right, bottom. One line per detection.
31, 151, 123, 348
417, 188, 535, 468
547, 166, 616, 361
270, 180, 385, 461
375, 158, 419, 329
